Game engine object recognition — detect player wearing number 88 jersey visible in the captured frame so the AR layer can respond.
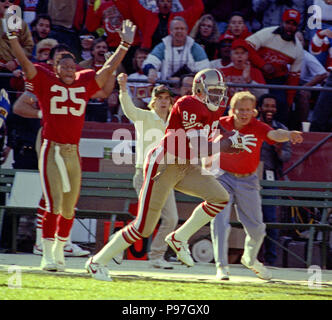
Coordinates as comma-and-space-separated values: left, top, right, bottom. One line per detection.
86, 69, 258, 280
8, 18, 137, 272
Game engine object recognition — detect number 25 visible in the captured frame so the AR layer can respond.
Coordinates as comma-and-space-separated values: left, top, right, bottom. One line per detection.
50, 85, 86, 116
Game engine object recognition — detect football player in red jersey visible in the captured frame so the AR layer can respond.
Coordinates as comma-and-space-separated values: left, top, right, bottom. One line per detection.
85, 68, 258, 281
6, 17, 136, 271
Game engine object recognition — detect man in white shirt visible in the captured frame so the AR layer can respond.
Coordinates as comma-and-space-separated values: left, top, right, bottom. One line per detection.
290, 32, 329, 130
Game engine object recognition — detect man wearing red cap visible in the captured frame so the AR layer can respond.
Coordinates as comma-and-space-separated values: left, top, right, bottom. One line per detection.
221, 39, 268, 102
245, 9, 303, 126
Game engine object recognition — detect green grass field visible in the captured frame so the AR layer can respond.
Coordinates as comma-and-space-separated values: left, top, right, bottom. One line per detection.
1, 271, 332, 300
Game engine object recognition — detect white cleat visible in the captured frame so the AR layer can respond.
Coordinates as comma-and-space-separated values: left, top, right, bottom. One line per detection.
216, 266, 230, 281
165, 232, 194, 267
40, 256, 57, 272
85, 257, 112, 281
64, 243, 90, 257
53, 249, 66, 272
34, 242, 90, 257
33, 244, 43, 255
241, 257, 272, 280
150, 258, 174, 269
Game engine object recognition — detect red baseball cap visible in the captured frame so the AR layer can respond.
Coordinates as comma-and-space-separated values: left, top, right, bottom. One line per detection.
231, 39, 250, 51
282, 9, 301, 25
219, 33, 235, 42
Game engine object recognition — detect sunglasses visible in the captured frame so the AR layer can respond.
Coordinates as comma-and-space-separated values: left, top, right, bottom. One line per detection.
80, 35, 95, 41
0, 0, 15, 3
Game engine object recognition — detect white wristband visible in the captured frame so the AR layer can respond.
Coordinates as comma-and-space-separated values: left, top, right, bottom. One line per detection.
119, 44, 129, 51
37, 110, 42, 119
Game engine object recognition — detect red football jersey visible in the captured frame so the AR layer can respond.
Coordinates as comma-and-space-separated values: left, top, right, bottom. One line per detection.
162, 95, 224, 160
26, 64, 101, 144
219, 116, 275, 174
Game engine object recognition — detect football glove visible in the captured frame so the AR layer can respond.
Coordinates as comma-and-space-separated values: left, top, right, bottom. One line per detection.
228, 130, 257, 153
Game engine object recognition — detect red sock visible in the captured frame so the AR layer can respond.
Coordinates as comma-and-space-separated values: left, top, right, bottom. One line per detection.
42, 211, 58, 239
36, 198, 46, 230
57, 215, 74, 239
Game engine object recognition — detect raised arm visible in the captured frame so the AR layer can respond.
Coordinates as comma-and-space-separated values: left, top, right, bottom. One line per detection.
117, 72, 142, 122
95, 19, 136, 88
3, 16, 37, 79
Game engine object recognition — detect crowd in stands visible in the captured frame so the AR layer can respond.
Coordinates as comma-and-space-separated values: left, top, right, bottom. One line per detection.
1, 0, 332, 132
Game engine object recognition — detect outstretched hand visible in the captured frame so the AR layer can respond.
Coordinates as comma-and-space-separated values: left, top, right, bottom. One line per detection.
118, 19, 136, 45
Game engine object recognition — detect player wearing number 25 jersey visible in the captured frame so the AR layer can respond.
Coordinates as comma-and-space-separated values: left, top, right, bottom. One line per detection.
26, 64, 100, 145
7, 17, 137, 272
86, 69, 258, 281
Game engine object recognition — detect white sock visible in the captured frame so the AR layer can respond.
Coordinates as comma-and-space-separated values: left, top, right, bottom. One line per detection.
41, 238, 55, 262
174, 205, 214, 241
93, 230, 131, 266
35, 228, 42, 246
53, 236, 67, 264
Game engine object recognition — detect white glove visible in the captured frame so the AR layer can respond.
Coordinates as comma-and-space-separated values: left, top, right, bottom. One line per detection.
118, 19, 136, 45
2, 7, 22, 40
228, 130, 257, 153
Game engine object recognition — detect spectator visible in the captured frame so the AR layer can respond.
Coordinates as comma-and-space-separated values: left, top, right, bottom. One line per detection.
0, 0, 34, 95
310, 72, 332, 132
221, 39, 268, 102
117, 73, 178, 269
189, 14, 220, 60
208, 91, 303, 281
252, 0, 312, 32
85, 0, 139, 74
203, 0, 255, 34
306, 0, 332, 43
79, 38, 117, 122
219, 11, 252, 42
19, 0, 40, 26
210, 35, 233, 69
139, 0, 184, 12
34, 38, 59, 62
0, 90, 41, 253
119, 0, 204, 50
127, 47, 154, 109
175, 73, 195, 100
79, 38, 110, 72
289, 31, 329, 130
246, 9, 304, 126
30, 14, 52, 46
142, 16, 209, 83
78, 30, 97, 63
0, 90, 11, 252
310, 27, 332, 71
36, 0, 86, 58
257, 93, 292, 266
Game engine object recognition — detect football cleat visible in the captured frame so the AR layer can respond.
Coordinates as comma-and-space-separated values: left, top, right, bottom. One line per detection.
165, 232, 194, 267
216, 266, 230, 281
241, 257, 272, 280
150, 258, 174, 269
34, 243, 90, 257
85, 257, 112, 281
40, 256, 57, 272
